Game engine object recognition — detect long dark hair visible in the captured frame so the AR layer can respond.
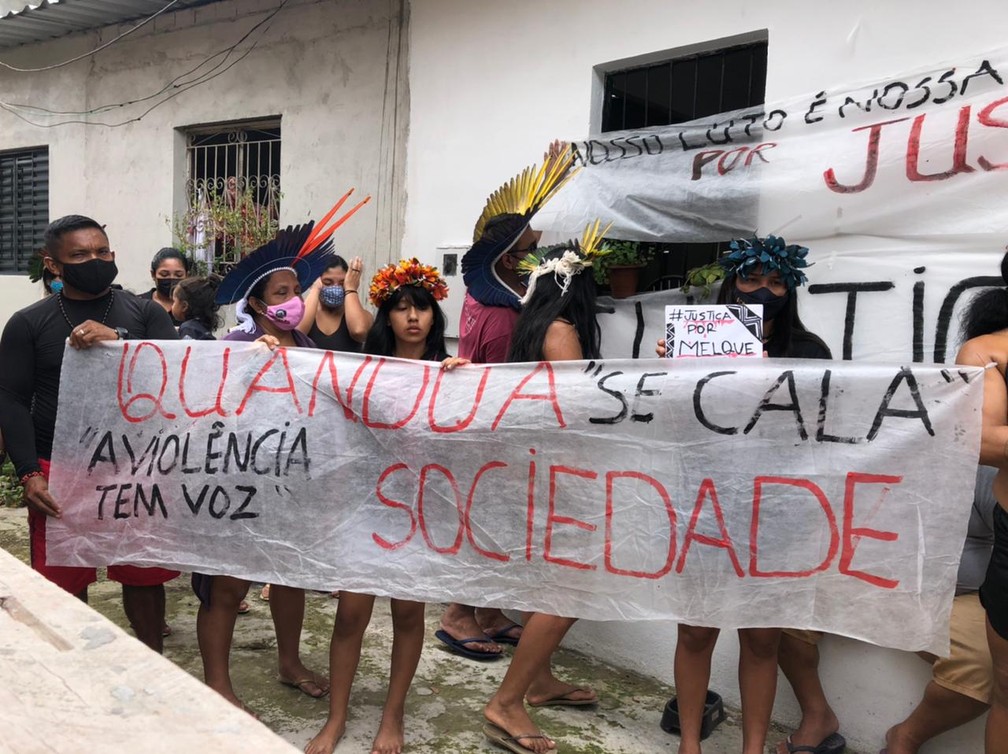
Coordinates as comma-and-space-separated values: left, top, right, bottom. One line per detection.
508, 247, 601, 362
961, 251, 1008, 340
363, 285, 449, 361
717, 273, 828, 358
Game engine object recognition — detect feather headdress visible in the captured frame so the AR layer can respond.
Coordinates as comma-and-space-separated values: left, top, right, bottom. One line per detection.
518, 219, 613, 305
461, 149, 578, 309
215, 188, 370, 332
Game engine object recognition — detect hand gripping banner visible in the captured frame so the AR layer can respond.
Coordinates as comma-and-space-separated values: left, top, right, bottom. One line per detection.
48, 342, 982, 654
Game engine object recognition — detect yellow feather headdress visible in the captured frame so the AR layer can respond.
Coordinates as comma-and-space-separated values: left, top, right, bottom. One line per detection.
472, 151, 579, 242
462, 147, 579, 309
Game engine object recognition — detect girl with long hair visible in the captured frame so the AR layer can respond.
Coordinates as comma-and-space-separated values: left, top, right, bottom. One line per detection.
307, 258, 459, 754
483, 229, 608, 754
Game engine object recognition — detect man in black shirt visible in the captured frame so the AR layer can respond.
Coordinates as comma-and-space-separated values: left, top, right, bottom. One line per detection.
0, 215, 179, 652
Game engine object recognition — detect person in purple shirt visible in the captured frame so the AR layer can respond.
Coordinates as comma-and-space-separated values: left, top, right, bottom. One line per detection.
194, 198, 367, 713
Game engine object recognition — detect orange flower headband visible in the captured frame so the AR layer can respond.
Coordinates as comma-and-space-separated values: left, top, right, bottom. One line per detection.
369, 257, 449, 307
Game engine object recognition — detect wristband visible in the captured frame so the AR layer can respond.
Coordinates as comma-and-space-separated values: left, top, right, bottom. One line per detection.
19, 470, 45, 486
345, 290, 358, 294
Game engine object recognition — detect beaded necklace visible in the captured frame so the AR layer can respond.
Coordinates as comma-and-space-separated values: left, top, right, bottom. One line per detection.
56, 290, 114, 329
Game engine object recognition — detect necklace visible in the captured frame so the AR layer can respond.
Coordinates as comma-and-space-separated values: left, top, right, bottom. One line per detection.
57, 290, 115, 329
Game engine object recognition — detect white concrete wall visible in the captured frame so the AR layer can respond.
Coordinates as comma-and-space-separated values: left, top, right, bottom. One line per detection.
0, 0, 408, 323
406, 2, 1007, 750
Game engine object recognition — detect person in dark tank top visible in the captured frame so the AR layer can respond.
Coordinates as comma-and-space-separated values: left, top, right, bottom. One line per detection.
297, 255, 373, 352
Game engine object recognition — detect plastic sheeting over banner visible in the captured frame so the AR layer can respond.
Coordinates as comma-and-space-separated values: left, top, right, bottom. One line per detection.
537, 50, 1008, 363
48, 342, 983, 653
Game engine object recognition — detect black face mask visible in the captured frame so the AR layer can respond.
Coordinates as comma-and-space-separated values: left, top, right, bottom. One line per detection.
735, 286, 789, 321
61, 258, 118, 296
156, 278, 180, 297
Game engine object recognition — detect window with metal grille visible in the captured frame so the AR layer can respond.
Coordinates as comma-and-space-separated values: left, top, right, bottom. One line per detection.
182, 120, 281, 271
600, 40, 768, 292
0, 147, 49, 275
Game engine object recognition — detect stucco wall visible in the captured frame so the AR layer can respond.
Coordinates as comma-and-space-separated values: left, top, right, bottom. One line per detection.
406, 2, 1007, 751
0, 0, 408, 320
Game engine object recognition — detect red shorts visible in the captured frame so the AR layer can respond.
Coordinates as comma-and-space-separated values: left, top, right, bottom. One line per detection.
29, 459, 179, 595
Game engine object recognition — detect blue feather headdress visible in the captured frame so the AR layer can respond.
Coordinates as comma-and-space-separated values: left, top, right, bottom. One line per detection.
215, 189, 370, 332
719, 234, 811, 290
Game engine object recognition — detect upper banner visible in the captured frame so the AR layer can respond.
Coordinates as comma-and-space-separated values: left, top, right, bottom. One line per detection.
537, 49, 1008, 363
48, 342, 983, 654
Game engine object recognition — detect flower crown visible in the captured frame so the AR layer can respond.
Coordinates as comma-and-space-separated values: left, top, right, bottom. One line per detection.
369, 257, 449, 307
719, 234, 811, 290
518, 219, 613, 304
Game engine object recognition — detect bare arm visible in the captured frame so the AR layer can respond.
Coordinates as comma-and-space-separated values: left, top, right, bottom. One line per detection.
342, 257, 374, 343
297, 278, 322, 335
956, 336, 1008, 468
542, 320, 582, 362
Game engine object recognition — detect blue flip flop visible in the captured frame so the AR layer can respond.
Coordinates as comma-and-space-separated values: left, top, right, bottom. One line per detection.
434, 629, 503, 661
488, 622, 523, 646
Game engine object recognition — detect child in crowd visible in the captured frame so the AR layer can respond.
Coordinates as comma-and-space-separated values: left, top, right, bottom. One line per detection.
172, 275, 223, 340
305, 258, 459, 754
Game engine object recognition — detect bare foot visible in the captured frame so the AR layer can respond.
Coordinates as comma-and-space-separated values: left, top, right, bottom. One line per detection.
484, 696, 555, 753
439, 604, 501, 655
304, 718, 346, 754
475, 607, 523, 642
881, 723, 916, 754
211, 688, 259, 720
676, 740, 702, 754
526, 678, 597, 707
370, 712, 404, 754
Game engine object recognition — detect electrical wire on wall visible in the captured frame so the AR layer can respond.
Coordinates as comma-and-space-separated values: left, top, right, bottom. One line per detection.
0, 0, 291, 128
0, 0, 181, 72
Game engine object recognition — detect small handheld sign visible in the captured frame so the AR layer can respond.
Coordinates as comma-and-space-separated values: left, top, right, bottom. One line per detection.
664, 304, 764, 358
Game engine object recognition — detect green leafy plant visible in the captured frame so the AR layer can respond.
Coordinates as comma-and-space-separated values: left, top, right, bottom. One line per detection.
594, 239, 655, 284
681, 261, 726, 299
169, 184, 280, 273
1, 459, 23, 508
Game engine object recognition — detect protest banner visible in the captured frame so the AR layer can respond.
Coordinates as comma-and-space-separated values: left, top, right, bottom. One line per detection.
536, 48, 1008, 363
664, 304, 763, 359
48, 341, 982, 653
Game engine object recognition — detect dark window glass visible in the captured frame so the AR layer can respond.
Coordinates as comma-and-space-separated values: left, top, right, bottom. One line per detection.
601, 40, 768, 131
0, 147, 49, 275
598, 40, 768, 286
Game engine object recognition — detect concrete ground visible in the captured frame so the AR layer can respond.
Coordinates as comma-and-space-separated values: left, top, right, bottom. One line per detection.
0, 505, 863, 754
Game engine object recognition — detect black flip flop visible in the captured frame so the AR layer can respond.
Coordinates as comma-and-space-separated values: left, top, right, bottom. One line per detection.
434, 629, 503, 661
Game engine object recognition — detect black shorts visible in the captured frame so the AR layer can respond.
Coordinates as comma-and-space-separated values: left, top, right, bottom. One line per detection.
980, 504, 1008, 641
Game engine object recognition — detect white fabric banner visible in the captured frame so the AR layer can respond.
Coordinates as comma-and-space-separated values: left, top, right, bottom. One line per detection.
537, 50, 1008, 363
49, 342, 983, 653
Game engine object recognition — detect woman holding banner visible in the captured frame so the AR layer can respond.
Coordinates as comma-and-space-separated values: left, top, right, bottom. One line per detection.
955, 251, 1008, 754
658, 235, 832, 754
482, 224, 609, 754
306, 258, 456, 754
193, 193, 369, 713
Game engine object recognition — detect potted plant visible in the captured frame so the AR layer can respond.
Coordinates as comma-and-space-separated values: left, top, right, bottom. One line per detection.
595, 239, 655, 298
680, 260, 726, 301
169, 182, 281, 274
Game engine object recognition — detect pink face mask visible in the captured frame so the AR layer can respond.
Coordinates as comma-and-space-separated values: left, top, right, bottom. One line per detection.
263, 294, 305, 330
